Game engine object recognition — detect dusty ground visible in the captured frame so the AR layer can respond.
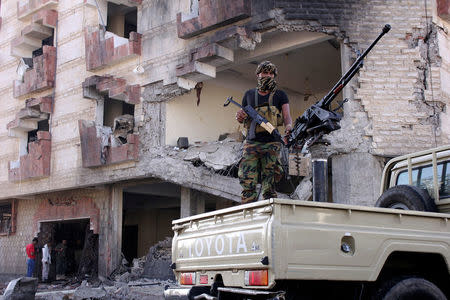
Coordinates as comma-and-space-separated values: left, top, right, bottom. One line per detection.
1, 275, 175, 299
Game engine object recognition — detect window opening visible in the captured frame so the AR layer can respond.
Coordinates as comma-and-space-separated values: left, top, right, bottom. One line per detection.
106, 2, 137, 39
31, 33, 54, 61
103, 98, 134, 145
0, 202, 12, 234
103, 98, 134, 127
27, 119, 49, 145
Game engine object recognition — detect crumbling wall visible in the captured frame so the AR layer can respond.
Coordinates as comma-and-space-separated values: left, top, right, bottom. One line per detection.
270, 0, 445, 156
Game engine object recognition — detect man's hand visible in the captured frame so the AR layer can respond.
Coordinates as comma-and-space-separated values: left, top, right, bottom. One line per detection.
283, 124, 292, 144
285, 124, 292, 135
236, 109, 248, 123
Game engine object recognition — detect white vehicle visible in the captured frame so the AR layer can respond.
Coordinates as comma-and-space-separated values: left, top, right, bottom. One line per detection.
165, 146, 450, 299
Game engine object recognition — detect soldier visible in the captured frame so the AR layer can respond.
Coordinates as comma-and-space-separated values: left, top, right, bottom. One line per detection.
236, 61, 293, 203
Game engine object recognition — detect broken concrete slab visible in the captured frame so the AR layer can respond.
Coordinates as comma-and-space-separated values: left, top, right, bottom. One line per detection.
3, 277, 37, 300
73, 280, 107, 300
292, 177, 313, 201
178, 140, 242, 171
130, 256, 146, 279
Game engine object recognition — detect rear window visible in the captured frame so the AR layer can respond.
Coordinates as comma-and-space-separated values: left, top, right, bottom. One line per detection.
395, 161, 449, 199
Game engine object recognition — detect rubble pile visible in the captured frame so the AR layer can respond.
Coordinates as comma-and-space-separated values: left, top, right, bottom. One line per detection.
169, 138, 243, 172
130, 256, 146, 279
143, 237, 175, 281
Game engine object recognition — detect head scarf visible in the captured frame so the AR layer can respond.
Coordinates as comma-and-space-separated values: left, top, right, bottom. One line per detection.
255, 61, 278, 92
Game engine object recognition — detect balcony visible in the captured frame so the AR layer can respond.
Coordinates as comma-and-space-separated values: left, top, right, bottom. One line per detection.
17, 0, 58, 20
7, 96, 53, 182
84, 26, 141, 71
78, 120, 139, 168
177, 0, 251, 39
13, 46, 56, 98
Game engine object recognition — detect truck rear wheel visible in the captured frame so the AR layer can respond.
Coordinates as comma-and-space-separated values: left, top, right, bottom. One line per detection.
375, 185, 436, 212
375, 277, 446, 300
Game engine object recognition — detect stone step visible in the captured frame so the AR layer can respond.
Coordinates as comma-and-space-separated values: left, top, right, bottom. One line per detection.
25, 96, 53, 114
96, 77, 125, 94
10, 35, 42, 58
176, 61, 216, 83
16, 108, 48, 121
108, 81, 128, 100
194, 43, 234, 67
7, 118, 38, 133
22, 23, 53, 40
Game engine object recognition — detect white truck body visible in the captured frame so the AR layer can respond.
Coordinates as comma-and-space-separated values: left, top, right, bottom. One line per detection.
166, 199, 450, 299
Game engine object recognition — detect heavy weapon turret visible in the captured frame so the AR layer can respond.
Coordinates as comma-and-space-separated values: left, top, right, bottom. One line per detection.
287, 24, 391, 149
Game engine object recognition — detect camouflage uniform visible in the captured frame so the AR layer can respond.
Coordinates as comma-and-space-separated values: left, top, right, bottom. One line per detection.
238, 140, 282, 203
238, 61, 288, 204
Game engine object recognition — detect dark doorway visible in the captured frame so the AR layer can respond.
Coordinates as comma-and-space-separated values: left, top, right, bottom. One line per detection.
36, 219, 93, 281
122, 225, 138, 264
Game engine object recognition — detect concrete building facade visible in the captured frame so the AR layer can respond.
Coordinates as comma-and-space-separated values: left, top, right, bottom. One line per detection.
0, 0, 449, 276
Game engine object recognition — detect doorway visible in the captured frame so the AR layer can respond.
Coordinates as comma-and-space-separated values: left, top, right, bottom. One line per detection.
36, 219, 96, 281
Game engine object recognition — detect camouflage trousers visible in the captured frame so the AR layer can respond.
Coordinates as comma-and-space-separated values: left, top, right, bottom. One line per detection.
238, 141, 282, 203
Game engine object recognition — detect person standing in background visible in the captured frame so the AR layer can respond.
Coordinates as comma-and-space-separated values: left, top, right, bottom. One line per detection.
25, 238, 38, 277
41, 241, 52, 282
55, 239, 68, 280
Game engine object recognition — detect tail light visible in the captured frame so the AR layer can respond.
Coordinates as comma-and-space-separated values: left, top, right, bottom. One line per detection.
199, 274, 208, 284
180, 272, 196, 285
244, 270, 268, 286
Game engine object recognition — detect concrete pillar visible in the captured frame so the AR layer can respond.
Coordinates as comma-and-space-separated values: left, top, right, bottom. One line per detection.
180, 187, 205, 218
332, 152, 384, 206
98, 185, 123, 276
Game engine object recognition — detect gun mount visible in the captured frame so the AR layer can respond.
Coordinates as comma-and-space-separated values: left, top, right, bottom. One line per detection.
287, 24, 391, 149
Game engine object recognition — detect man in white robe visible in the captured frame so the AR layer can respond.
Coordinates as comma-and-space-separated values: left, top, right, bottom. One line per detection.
42, 242, 52, 282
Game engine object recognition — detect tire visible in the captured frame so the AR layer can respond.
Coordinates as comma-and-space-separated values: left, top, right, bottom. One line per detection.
409, 185, 438, 212
375, 277, 446, 300
375, 185, 436, 212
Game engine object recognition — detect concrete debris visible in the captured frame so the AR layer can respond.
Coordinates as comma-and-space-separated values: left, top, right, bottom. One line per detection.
130, 256, 146, 279
143, 237, 175, 281
3, 277, 37, 300
73, 280, 107, 300
31, 278, 175, 300
178, 139, 242, 171
111, 114, 134, 146
98, 276, 115, 287
117, 272, 131, 283
291, 176, 313, 201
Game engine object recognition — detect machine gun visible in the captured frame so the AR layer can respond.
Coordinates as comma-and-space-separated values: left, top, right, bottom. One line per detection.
224, 96, 284, 144
287, 24, 391, 149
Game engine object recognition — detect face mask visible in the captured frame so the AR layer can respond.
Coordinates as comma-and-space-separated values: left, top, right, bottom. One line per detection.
257, 76, 276, 92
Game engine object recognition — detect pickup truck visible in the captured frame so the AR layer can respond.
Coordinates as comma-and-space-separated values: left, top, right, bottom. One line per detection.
164, 199, 449, 299
165, 146, 450, 300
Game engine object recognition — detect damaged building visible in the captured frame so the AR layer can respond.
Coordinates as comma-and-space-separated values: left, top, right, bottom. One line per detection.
0, 0, 449, 279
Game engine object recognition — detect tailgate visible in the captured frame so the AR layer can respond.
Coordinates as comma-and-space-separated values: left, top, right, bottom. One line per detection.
171, 201, 274, 287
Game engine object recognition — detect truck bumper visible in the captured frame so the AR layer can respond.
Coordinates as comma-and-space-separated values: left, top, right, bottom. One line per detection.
164, 287, 190, 300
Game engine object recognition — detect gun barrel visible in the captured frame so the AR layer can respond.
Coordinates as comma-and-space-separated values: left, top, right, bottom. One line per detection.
287, 24, 391, 149
320, 24, 391, 108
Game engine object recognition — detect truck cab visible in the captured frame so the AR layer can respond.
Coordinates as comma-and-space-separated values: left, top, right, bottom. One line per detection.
377, 145, 450, 213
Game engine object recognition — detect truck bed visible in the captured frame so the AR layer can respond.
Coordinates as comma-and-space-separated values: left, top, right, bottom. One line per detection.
171, 199, 450, 289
